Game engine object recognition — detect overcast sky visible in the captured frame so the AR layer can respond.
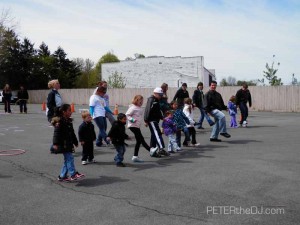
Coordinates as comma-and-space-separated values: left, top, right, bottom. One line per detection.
1, 0, 299, 84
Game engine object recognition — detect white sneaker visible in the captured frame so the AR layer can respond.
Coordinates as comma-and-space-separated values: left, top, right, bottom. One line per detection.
132, 156, 143, 163
82, 161, 87, 165
194, 143, 201, 146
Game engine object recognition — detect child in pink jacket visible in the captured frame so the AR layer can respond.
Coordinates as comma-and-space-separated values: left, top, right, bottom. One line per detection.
126, 95, 157, 162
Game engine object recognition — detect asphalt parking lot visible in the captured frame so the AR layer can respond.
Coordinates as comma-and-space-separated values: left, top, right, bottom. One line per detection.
0, 104, 299, 225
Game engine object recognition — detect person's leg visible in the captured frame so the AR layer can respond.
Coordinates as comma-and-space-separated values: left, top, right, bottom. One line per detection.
94, 116, 108, 146
210, 110, 221, 139
197, 107, 205, 128
24, 101, 27, 113
105, 111, 115, 125
81, 143, 88, 162
176, 130, 181, 147
169, 133, 180, 151
114, 145, 126, 164
7, 100, 11, 113
130, 127, 142, 156
87, 141, 94, 161
149, 121, 165, 149
182, 127, 190, 145
203, 109, 215, 126
4, 100, 8, 112
65, 152, 76, 176
244, 105, 249, 122
189, 127, 196, 144
239, 103, 246, 124
19, 100, 23, 113
232, 116, 237, 127
60, 153, 68, 178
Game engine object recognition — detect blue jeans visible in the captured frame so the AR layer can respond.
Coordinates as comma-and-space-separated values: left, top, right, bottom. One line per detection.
60, 152, 76, 178
114, 144, 126, 164
198, 107, 214, 127
210, 109, 227, 139
94, 116, 109, 146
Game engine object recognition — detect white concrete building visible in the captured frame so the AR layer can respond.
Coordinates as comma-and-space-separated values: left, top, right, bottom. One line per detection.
101, 56, 216, 88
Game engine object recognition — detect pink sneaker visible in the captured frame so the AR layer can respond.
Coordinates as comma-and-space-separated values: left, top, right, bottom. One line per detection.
70, 172, 85, 181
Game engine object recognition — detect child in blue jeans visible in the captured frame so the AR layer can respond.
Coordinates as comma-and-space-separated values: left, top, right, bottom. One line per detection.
108, 113, 130, 167
170, 100, 190, 147
51, 104, 85, 181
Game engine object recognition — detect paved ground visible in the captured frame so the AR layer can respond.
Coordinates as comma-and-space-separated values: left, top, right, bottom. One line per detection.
0, 104, 299, 225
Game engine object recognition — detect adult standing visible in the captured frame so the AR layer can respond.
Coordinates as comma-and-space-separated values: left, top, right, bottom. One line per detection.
192, 82, 215, 129
173, 83, 189, 109
235, 83, 252, 127
204, 81, 231, 142
47, 79, 62, 123
3, 84, 12, 113
144, 87, 169, 157
17, 85, 29, 113
160, 83, 170, 115
89, 86, 110, 147
93, 81, 115, 125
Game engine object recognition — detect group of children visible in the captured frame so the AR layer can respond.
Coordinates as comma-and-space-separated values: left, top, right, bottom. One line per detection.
49, 87, 241, 181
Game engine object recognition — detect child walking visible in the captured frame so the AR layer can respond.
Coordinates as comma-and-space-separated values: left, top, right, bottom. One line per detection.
228, 95, 238, 128
51, 104, 85, 181
170, 100, 190, 148
162, 110, 181, 153
78, 111, 97, 165
183, 98, 201, 147
108, 113, 130, 167
126, 95, 157, 162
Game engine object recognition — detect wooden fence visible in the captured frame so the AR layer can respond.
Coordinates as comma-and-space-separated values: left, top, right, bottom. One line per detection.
28, 86, 300, 112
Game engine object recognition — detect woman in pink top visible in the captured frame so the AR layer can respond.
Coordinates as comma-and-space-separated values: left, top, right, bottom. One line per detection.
126, 95, 157, 162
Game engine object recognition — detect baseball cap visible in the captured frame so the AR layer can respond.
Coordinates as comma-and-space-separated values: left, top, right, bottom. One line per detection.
153, 87, 163, 95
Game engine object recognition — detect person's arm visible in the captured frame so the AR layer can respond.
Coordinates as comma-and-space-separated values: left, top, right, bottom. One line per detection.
89, 106, 95, 116
126, 106, 135, 123
173, 90, 179, 101
104, 106, 113, 114
144, 97, 153, 123
248, 91, 252, 107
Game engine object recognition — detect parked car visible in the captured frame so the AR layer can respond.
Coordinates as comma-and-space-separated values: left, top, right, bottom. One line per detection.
0, 91, 18, 104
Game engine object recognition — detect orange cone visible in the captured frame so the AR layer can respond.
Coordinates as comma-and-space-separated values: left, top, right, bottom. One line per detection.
71, 103, 75, 112
114, 104, 119, 115
42, 102, 46, 111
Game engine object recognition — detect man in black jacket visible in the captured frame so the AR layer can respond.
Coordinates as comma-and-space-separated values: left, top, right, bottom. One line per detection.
236, 83, 252, 127
144, 87, 169, 157
17, 85, 29, 113
173, 83, 189, 109
204, 81, 231, 142
192, 82, 215, 129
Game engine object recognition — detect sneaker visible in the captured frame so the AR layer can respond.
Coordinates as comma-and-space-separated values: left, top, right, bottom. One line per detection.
88, 159, 96, 163
242, 121, 247, 127
220, 133, 231, 138
168, 150, 176, 154
176, 148, 182, 152
70, 172, 85, 181
57, 176, 70, 182
116, 162, 126, 167
193, 143, 201, 146
209, 122, 215, 126
197, 126, 205, 129
82, 161, 87, 165
210, 138, 222, 142
132, 156, 143, 163
159, 149, 170, 156
150, 147, 159, 157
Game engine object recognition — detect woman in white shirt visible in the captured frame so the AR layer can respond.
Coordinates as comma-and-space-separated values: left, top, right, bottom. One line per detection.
183, 98, 200, 147
89, 86, 110, 147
